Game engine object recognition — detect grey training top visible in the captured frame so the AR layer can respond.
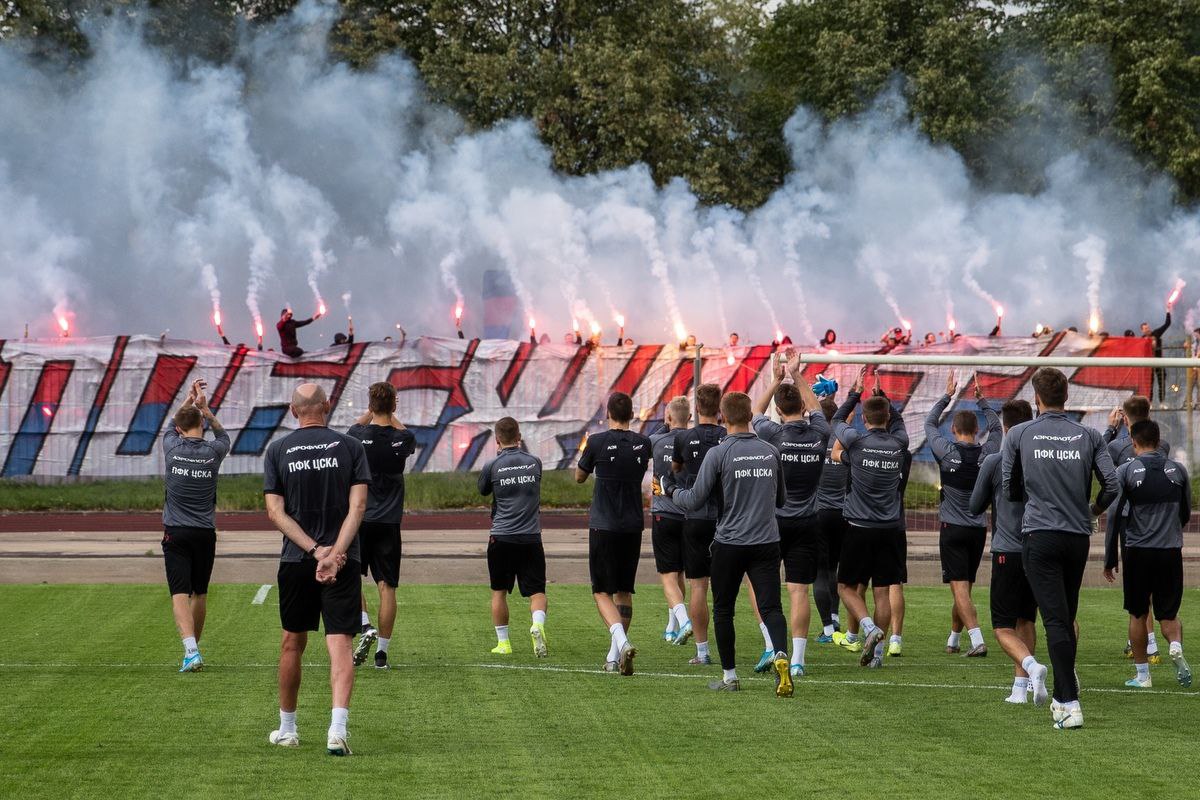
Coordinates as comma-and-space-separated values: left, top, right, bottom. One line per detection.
1102, 429, 1170, 541
969, 452, 1026, 553
752, 411, 830, 519
1001, 411, 1119, 536
924, 394, 1001, 528
478, 447, 543, 540
833, 392, 910, 529
815, 430, 849, 512
1105, 453, 1190, 565
649, 425, 685, 518
162, 427, 231, 529
667, 432, 785, 546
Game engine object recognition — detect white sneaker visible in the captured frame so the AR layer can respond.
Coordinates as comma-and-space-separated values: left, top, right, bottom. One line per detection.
1050, 700, 1067, 724
1053, 706, 1084, 730
1124, 675, 1153, 688
268, 730, 300, 747
327, 733, 352, 756
1028, 661, 1049, 706
1169, 644, 1193, 688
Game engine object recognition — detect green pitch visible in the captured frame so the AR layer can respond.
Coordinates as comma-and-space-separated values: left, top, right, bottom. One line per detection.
1, 583, 1197, 799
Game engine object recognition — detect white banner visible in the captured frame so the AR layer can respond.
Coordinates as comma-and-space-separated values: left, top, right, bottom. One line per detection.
0, 332, 1169, 478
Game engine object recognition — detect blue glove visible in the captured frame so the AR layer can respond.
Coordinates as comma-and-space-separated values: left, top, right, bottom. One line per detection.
811, 374, 838, 398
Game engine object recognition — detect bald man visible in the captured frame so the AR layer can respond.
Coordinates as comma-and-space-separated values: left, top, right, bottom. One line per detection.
264, 383, 371, 756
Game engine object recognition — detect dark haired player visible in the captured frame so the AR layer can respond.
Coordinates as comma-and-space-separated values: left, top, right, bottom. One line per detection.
970, 399, 1048, 705
346, 382, 416, 669
671, 383, 727, 665
576, 392, 652, 675
265, 384, 371, 755
924, 372, 1001, 658
649, 396, 693, 645
832, 370, 910, 669
479, 417, 547, 657
1002, 368, 1118, 729
752, 354, 828, 676
1105, 420, 1192, 689
161, 379, 230, 672
663, 392, 792, 696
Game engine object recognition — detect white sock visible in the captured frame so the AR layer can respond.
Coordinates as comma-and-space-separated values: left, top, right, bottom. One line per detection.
182, 636, 198, 656
279, 709, 297, 735
696, 641, 710, 658
361, 611, 370, 627
723, 668, 738, 683
968, 627, 984, 649
874, 642, 885, 658
889, 634, 902, 646
792, 637, 807, 666
376, 636, 390, 654
671, 603, 689, 628
1147, 632, 1159, 655
606, 639, 619, 663
609, 622, 629, 651
860, 617, 877, 636
495, 625, 509, 643
1012, 677, 1028, 692
329, 707, 348, 738
1067, 700, 1081, 712
759, 621, 772, 650
823, 624, 835, 636
532, 610, 547, 625
845, 632, 859, 643
1022, 655, 1040, 674
1171, 640, 1183, 654
831, 613, 841, 625
665, 609, 677, 633
947, 631, 962, 648
1135, 662, 1150, 680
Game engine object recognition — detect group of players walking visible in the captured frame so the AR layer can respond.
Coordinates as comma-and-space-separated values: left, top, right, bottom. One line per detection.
158, 354, 1193, 755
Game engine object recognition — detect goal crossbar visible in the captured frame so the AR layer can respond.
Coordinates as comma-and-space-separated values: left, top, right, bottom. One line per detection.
797, 353, 1200, 369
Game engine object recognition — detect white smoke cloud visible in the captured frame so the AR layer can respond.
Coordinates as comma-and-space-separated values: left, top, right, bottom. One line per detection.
0, 1, 1197, 345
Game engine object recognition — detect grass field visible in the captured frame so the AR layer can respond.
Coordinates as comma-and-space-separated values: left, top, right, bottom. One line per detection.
2, 583, 1197, 799
0, 474, 943, 512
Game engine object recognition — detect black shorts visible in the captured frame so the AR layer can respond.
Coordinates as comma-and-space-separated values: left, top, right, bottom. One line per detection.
894, 527, 908, 584
837, 526, 904, 587
487, 537, 547, 596
358, 521, 402, 587
162, 526, 216, 596
816, 508, 847, 570
1123, 547, 1184, 620
683, 518, 717, 579
940, 523, 986, 583
651, 514, 686, 574
278, 559, 362, 635
779, 516, 820, 585
589, 529, 642, 595
990, 551, 1037, 629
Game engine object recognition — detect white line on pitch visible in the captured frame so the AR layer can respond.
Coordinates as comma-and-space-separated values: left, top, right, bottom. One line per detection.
250, 584, 272, 605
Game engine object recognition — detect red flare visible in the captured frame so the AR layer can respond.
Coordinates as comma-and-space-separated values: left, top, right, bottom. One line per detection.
775, 329, 783, 342
454, 305, 463, 322
674, 322, 687, 343
213, 309, 222, 328
528, 316, 536, 330
948, 318, 956, 331
255, 320, 264, 339
572, 318, 579, 333
615, 313, 625, 328
589, 320, 601, 336
41, 405, 53, 417
1088, 313, 1100, 335
1168, 284, 1184, 306
901, 319, 912, 331
995, 305, 1004, 318
317, 301, 326, 317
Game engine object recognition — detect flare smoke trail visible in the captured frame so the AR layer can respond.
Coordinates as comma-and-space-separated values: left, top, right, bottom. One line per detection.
342, 291, 352, 312
1073, 234, 1107, 329
201, 264, 222, 322
2, 1, 1200, 341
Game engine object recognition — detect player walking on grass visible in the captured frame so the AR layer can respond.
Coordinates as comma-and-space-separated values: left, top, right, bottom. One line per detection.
663, 392, 792, 696
1002, 368, 1118, 730
649, 397, 693, 646
576, 392, 652, 675
813, 396, 848, 644
162, 379, 229, 673
671, 383, 726, 666
265, 383, 371, 755
479, 417, 548, 657
346, 382, 416, 670
832, 371, 909, 669
1103, 396, 1170, 663
752, 354, 828, 677
924, 373, 1001, 658
969, 399, 1049, 705
1104, 420, 1193, 689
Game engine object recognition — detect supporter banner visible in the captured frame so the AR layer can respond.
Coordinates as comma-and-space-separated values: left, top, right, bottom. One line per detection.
0, 332, 1164, 478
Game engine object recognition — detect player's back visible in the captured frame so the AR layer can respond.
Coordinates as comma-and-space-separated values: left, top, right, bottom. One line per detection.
480, 447, 543, 537
162, 429, 230, 529
583, 429, 652, 533
673, 423, 726, 519
346, 423, 416, 523
841, 428, 907, 528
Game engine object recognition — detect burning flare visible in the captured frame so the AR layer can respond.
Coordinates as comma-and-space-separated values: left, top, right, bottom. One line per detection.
1168, 280, 1185, 307
775, 329, 784, 342
1088, 313, 1100, 335
213, 309, 222, 328
454, 305, 463, 322
255, 320, 264, 339
948, 317, 956, 331
995, 305, 1004, 319
589, 320, 601, 336
674, 322, 687, 343
615, 313, 625, 329
317, 301, 326, 317
528, 316, 536, 330
901, 319, 912, 331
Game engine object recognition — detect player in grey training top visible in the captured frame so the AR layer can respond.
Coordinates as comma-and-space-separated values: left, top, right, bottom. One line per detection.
1000, 368, 1118, 730
647, 397, 694, 649
751, 352, 828, 677
663, 391, 792, 697
923, 372, 1001, 658
1101, 395, 1170, 661
478, 417, 548, 658
1104, 419, 1193, 690
969, 398, 1048, 706
161, 379, 229, 673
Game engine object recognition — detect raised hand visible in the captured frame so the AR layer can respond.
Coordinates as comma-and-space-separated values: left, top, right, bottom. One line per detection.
1108, 408, 1122, 429
945, 370, 958, 398
973, 374, 983, 400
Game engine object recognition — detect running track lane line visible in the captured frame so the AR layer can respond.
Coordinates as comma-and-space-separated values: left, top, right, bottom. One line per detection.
1, 661, 1194, 698
250, 584, 272, 605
